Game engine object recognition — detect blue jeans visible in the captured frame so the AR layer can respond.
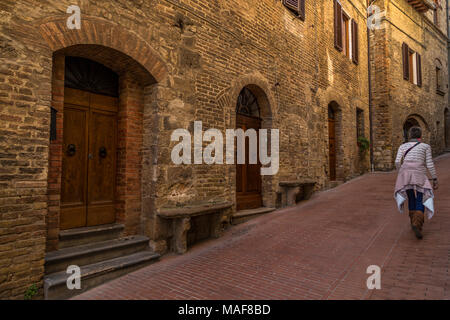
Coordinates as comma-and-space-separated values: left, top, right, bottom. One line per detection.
406, 189, 425, 212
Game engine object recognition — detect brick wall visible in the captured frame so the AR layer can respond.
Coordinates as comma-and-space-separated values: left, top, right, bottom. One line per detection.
0, 0, 374, 298
117, 74, 144, 236
0, 5, 52, 297
371, 0, 449, 169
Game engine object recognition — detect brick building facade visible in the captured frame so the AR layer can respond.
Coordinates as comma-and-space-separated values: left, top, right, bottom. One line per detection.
0, 0, 445, 299
370, 0, 449, 170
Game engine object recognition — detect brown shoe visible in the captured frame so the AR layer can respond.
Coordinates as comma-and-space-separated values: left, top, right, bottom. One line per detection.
411, 210, 424, 239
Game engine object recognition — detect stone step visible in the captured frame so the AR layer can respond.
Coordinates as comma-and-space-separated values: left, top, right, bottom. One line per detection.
326, 180, 344, 190
44, 250, 160, 300
231, 207, 276, 225
59, 223, 124, 249
45, 235, 149, 275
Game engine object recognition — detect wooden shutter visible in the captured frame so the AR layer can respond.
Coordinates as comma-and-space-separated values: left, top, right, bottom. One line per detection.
334, 0, 343, 51
351, 19, 359, 64
283, 0, 305, 20
283, 0, 299, 13
416, 53, 422, 87
402, 43, 409, 80
298, 0, 305, 21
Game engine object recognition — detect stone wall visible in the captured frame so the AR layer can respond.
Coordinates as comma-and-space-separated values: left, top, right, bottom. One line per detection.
1, 0, 370, 299
371, 0, 449, 170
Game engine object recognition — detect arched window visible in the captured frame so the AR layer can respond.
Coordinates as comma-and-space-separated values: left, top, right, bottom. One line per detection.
236, 87, 260, 118
65, 56, 119, 97
433, 0, 441, 26
403, 118, 420, 142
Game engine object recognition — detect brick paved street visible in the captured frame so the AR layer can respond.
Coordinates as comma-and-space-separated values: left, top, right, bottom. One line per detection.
74, 153, 450, 300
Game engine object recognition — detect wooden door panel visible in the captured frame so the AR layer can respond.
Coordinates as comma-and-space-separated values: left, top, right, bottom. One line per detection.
236, 162, 243, 193
237, 194, 262, 211
61, 105, 88, 230
60, 206, 86, 230
90, 92, 118, 113
246, 164, 261, 192
87, 205, 115, 227
328, 119, 337, 181
87, 109, 117, 226
236, 114, 262, 211
64, 88, 90, 107
61, 90, 118, 230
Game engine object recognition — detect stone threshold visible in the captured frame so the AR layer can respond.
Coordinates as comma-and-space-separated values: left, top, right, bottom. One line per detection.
231, 207, 276, 225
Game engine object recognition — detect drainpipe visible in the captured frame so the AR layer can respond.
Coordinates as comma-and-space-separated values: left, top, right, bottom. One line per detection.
367, 0, 374, 171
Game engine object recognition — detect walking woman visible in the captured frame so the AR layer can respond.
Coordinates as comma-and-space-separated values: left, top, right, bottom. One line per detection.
394, 126, 438, 239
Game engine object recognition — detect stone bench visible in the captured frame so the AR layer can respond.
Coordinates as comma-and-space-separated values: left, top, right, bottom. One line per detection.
278, 181, 316, 208
157, 201, 233, 254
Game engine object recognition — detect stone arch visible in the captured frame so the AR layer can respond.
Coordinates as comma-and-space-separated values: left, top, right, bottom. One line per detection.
219, 72, 276, 209
38, 16, 168, 83
403, 114, 430, 143
227, 72, 275, 128
46, 41, 163, 251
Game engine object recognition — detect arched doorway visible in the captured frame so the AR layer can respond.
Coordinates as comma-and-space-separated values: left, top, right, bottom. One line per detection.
403, 118, 420, 142
47, 44, 163, 250
328, 103, 338, 181
236, 87, 263, 211
445, 108, 450, 149
60, 57, 119, 229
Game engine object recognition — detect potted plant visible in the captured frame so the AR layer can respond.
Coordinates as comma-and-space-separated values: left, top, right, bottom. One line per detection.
357, 136, 370, 157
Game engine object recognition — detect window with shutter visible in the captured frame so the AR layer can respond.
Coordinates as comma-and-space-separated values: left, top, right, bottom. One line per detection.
402, 43, 409, 80
416, 53, 422, 87
351, 19, 359, 64
342, 12, 350, 57
433, 0, 439, 26
408, 50, 415, 84
283, 0, 305, 20
298, 0, 305, 21
334, 0, 343, 51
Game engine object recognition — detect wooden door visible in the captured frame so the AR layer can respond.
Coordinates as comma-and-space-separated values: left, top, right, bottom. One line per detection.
328, 117, 337, 181
60, 88, 118, 230
236, 114, 262, 211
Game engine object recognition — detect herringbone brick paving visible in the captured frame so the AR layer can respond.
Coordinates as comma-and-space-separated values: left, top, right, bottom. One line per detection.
74, 153, 450, 300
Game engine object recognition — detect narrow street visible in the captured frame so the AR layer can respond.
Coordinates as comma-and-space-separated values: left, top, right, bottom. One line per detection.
74, 153, 450, 300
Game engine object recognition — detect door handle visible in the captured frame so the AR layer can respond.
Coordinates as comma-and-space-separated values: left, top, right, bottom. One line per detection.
67, 144, 76, 156
99, 147, 107, 159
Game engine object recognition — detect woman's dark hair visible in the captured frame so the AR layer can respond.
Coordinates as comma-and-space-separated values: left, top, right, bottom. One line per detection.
409, 126, 422, 139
